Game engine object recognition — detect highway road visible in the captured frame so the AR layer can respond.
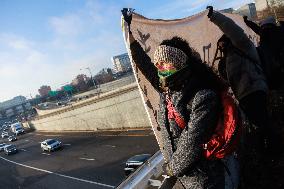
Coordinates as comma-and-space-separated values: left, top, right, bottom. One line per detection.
0, 129, 159, 189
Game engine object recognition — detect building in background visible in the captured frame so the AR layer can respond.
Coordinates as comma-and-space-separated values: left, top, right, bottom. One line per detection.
111, 53, 132, 73
0, 96, 26, 110
255, 0, 269, 11
0, 96, 32, 118
233, 3, 257, 19
255, 0, 284, 20
255, 0, 284, 11
38, 85, 51, 97
220, 8, 234, 14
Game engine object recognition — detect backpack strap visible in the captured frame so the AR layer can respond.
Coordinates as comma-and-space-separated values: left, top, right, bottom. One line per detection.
166, 94, 186, 130
204, 91, 242, 159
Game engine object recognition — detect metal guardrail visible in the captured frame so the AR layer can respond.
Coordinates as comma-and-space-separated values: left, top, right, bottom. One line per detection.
117, 151, 164, 189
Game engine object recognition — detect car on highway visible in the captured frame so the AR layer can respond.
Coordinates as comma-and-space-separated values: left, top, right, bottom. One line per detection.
4, 144, 18, 155
11, 123, 25, 135
0, 143, 7, 151
1, 132, 8, 138
124, 154, 151, 176
14, 127, 25, 135
8, 135, 17, 142
41, 139, 62, 152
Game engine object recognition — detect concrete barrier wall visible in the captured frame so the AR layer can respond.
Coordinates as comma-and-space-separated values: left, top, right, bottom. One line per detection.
30, 83, 151, 131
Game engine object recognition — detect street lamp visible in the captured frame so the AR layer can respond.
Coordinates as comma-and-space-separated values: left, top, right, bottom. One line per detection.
81, 67, 97, 88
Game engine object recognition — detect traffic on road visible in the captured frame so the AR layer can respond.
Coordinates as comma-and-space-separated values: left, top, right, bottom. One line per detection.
0, 125, 158, 189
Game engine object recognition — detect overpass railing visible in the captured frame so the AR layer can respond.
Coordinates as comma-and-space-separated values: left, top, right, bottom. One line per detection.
117, 151, 164, 189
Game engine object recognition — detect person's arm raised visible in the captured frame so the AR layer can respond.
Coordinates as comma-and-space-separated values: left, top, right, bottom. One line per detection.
207, 7, 259, 62
122, 8, 159, 90
243, 16, 261, 35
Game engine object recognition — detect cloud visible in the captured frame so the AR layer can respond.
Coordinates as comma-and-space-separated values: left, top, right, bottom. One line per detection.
49, 14, 84, 36
146, 0, 254, 19
0, 24, 124, 101
0, 1, 127, 101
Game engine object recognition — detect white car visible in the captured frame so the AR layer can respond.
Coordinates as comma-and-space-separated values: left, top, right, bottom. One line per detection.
1, 132, 8, 138
41, 139, 62, 152
8, 135, 17, 142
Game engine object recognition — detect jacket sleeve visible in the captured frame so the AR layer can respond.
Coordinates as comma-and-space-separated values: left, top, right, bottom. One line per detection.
168, 90, 220, 176
244, 19, 261, 35
130, 41, 160, 90
210, 11, 259, 61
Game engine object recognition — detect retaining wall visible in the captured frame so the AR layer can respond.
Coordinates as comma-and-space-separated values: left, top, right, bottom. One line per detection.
29, 83, 151, 131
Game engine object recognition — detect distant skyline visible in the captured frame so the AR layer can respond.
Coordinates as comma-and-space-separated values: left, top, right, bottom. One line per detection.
0, 0, 253, 102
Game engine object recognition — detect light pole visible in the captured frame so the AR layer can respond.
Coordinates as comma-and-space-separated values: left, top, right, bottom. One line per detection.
81, 67, 97, 88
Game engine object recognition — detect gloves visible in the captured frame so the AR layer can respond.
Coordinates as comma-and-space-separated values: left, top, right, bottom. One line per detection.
163, 163, 174, 176
243, 16, 248, 22
121, 8, 133, 34
206, 6, 213, 18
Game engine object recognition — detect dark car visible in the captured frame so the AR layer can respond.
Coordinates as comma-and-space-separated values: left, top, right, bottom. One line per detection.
4, 144, 18, 155
124, 154, 151, 176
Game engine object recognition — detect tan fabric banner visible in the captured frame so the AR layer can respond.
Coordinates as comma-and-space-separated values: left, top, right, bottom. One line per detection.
122, 10, 258, 161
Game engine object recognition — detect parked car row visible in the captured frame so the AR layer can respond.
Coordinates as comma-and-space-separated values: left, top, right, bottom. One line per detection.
0, 123, 22, 156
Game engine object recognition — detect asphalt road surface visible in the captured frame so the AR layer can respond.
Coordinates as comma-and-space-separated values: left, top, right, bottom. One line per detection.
0, 129, 159, 189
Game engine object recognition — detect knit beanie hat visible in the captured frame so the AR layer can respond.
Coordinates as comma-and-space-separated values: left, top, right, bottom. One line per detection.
153, 45, 188, 78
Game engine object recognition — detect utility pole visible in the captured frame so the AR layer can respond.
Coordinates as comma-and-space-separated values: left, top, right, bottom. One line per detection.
81, 67, 97, 88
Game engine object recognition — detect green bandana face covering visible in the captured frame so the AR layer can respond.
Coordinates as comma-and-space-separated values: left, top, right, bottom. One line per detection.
158, 69, 178, 79
154, 44, 189, 89
158, 65, 190, 90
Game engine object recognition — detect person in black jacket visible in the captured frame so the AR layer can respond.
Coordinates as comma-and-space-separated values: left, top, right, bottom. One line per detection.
244, 16, 284, 90
122, 8, 239, 189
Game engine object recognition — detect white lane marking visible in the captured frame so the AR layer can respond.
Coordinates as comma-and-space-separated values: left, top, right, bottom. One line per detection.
63, 144, 71, 146
44, 134, 62, 137
20, 149, 27, 152
25, 140, 29, 142
41, 153, 51, 156
0, 156, 115, 188
79, 157, 95, 161
105, 145, 116, 148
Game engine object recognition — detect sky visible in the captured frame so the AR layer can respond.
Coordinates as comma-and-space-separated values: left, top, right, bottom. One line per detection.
0, 0, 253, 102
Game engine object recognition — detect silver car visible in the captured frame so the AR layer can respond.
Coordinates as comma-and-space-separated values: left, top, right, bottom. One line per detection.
8, 135, 17, 142
1, 132, 8, 138
41, 139, 62, 152
0, 143, 7, 151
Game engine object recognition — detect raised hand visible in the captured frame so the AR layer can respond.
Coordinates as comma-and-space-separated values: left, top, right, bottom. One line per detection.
206, 6, 213, 18
121, 8, 134, 34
